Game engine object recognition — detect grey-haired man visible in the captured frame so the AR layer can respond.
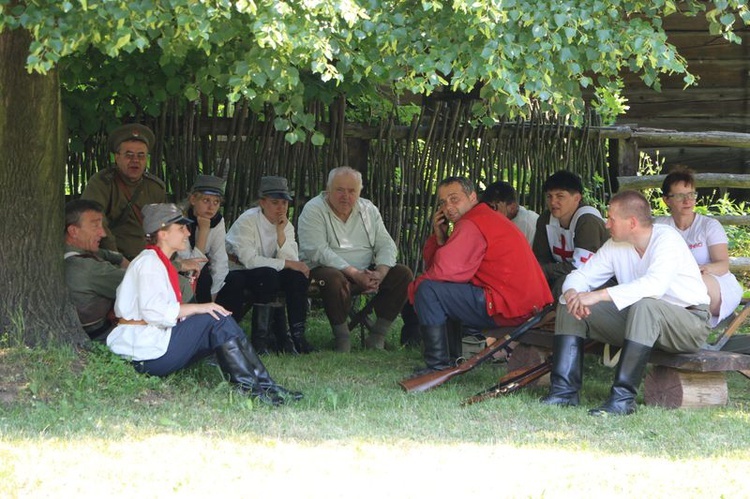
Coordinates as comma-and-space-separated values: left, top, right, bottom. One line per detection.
298, 166, 413, 352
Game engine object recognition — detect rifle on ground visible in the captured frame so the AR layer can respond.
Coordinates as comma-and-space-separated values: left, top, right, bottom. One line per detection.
398, 303, 555, 393
461, 340, 596, 406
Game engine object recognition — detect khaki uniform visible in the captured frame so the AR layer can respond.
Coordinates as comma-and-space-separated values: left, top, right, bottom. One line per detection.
81, 167, 166, 259
64, 244, 126, 335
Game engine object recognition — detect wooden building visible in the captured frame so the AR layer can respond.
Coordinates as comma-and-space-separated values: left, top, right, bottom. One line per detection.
616, 14, 750, 175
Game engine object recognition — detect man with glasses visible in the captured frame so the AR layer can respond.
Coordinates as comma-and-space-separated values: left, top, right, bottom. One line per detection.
298, 166, 414, 352
81, 123, 166, 260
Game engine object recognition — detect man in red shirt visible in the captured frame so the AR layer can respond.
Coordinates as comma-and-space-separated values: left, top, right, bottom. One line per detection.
408, 177, 553, 373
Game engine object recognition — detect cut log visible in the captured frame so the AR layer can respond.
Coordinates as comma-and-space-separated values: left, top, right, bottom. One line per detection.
507, 344, 550, 388
644, 366, 728, 409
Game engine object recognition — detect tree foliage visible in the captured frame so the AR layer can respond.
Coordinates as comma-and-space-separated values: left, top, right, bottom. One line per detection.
3, 0, 750, 140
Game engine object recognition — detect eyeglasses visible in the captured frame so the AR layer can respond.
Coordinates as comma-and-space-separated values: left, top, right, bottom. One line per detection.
666, 192, 697, 202
119, 152, 148, 161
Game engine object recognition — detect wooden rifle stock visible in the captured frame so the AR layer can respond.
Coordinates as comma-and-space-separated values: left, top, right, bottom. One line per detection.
398, 304, 555, 393
462, 340, 597, 406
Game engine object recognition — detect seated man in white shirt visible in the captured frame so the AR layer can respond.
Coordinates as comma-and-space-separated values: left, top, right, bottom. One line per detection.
481, 180, 539, 245
541, 190, 711, 416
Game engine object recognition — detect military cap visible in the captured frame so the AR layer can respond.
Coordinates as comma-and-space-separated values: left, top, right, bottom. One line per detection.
142, 203, 193, 236
108, 123, 156, 153
191, 175, 226, 197
258, 176, 293, 201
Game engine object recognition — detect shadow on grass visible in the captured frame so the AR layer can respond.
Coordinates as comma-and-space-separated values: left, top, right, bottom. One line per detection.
2, 310, 750, 462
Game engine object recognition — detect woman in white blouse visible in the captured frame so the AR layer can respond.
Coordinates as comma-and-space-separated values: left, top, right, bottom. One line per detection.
107, 203, 301, 406
178, 175, 229, 303
656, 166, 743, 327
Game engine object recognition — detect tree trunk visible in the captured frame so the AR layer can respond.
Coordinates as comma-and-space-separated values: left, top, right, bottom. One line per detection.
0, 28, 85, 346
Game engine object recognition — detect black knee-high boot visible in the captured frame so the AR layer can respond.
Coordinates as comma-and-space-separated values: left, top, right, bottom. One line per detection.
214, 338, 285, 406
415, 324, 452, 374
540, 335, 584, 407
589, 340, 651, 416
271, 306, 298, 355
290, 322, 315, 354
237, 335, 303, 401
251, 304, 274, 355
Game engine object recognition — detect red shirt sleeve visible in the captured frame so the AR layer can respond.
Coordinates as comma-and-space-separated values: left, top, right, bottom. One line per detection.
408, 220, 487, 302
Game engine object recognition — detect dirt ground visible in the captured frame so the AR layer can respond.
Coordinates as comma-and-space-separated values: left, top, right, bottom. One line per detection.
0, 349, 26, 405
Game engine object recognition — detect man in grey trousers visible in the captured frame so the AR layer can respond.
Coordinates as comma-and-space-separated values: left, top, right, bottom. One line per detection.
541, 190, 711, 416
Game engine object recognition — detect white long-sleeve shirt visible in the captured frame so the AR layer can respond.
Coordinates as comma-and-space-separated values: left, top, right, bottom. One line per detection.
297, 193, 398, 270
225, 206, 299, 270
107, 249, 180, 361
562, 224, 710, 310
177, 218, 228, 296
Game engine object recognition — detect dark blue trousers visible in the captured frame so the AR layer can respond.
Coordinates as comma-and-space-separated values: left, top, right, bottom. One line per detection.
134, 314, 243, 377
413, 280, 498, 329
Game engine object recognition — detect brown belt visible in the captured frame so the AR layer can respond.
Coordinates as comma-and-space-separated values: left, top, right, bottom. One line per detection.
116, 318, 148, 326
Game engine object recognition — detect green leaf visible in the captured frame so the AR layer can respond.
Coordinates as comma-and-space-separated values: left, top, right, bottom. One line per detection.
311, 131, 325, 146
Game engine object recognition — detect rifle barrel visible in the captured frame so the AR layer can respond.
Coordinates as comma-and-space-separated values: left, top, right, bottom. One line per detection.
398, 303, 555, 393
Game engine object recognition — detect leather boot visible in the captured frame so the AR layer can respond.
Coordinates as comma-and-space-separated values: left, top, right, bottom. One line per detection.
540, 335, 584, 407
237, 335, 303, 402
251, 304, 274, 355
214, 338, 284, 406
414, 324, 452, 375
589, 340, 651, 416
290, 322, 315, 354
271, 306, 298, 355
333, 324, 351, 353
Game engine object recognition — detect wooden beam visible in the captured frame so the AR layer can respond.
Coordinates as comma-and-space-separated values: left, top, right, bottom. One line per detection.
618, 172, 750, 190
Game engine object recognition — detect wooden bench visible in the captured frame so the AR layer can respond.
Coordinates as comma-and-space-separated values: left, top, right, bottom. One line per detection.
500, 304, 750, 409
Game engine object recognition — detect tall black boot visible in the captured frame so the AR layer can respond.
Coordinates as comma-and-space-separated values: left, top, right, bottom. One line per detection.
589, 340, 651, 416
290, 322, 315, 354
251, 304, 274, 355
271, 306, 298, 355
214, 338, 284, 406
414, 324, 452, 375
237, 335, 303, 402
540, 335, 584, 407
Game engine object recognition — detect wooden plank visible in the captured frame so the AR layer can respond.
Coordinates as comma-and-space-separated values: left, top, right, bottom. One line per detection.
666, 32, 750, 60
622, 59, 750, 88
618, 172, 750, 189
648, 349, 750, 372
616, 118, 750, 134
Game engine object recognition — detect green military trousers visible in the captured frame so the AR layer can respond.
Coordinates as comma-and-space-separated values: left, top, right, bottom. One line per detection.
555, 298, 710, 353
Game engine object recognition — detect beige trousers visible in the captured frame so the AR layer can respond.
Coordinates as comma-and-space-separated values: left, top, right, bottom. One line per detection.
555, 298, 710, 353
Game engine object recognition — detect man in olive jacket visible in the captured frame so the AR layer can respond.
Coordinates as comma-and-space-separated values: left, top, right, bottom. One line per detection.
81, 123, 166, 260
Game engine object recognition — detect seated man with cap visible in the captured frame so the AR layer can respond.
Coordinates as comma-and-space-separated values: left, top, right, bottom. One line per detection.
81, 123, 166, 261
64, 199, 128, 341
225, 176, 313, 354
298, 166, 414, 353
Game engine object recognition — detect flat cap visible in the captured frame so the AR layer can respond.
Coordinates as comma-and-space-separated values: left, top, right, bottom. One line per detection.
191, 175, 226, 197
142, 203, 192, 236
258, 176, 293, 201
108, 123, 155, 153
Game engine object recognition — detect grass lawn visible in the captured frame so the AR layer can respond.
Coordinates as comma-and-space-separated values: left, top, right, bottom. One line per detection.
2, 310, 750, 498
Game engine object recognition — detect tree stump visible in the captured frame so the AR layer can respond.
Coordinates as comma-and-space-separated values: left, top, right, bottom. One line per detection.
644, 366, 728, 408
506, 344, 551, 387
